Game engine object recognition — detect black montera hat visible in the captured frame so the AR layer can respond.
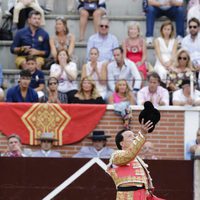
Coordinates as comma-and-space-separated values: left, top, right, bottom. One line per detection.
139, 101, 161, 133
88, 131, 111, 141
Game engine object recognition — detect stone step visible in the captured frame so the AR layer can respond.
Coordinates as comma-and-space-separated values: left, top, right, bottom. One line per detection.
0, 41, 156, 70
1, 0, 143, 16
45, 15, 168, 42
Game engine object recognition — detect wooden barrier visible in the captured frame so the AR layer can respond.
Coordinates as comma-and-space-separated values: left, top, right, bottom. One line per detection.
0, 158, 193, 200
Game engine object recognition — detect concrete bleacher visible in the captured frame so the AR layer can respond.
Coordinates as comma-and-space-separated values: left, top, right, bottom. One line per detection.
0, 0, 165, 75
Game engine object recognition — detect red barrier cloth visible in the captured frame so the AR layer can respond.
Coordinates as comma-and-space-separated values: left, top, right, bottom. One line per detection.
0, 103, 106, 145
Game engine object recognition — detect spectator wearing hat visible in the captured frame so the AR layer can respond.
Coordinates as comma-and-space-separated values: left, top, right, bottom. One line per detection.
2, 134, 26, 157
32, 132, 61, 157
172, 79, 200, 106
73, 131, 114, 159
6, 69, 39, 103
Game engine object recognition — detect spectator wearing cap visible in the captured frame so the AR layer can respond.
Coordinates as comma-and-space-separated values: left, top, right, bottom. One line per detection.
32, 132, 61, 157
6, 69, 39, 103
2, 134, 26, 157
73, 131, 114, 159
172, 79, 200, 106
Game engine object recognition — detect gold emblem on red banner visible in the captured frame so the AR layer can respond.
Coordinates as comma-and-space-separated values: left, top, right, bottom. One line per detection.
21, 103, 71, 145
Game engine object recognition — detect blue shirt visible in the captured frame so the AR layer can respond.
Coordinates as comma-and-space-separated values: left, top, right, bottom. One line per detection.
87, 33, 119, 61
10, 27, 50, 57
30, 69, 45, 89
6, 85, 39, 103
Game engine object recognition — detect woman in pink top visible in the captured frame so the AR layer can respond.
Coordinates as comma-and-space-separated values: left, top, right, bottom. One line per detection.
122, 22, 147, 80
108, 79, 135, 104
108, 79, 135, 129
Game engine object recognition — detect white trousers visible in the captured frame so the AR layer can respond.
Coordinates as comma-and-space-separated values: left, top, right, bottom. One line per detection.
13, 2, 45, 25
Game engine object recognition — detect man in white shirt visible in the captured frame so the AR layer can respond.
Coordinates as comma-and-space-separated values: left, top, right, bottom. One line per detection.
107, 47, 142, 93
182, 17, 200, 88
173, 79, 200, 106
32, 132, 61, 157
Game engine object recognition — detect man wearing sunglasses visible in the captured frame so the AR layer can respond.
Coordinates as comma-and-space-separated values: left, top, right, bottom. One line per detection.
182, 17, 200, 89
87, 16, 119, 62
32, 132, 62, 157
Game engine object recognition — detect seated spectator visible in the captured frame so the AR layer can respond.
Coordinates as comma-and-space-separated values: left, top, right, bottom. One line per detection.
186, 127, 200, 159
108, 79, 135, 129
146, 0, 185, 45
25, 55, 45, 100
40, 0, 54, 14
50, 17, 75, 61
122, 22, 147, 80
137, 72, 169, 106
46, 77, 60, 103
181, 18, 200, 88
77, 0, 107, 42
69, 76, 105, 104
50, 49, 78, 103
107, 47, 142, 93
10, 10, 50, 69
167, 49, 194, 92
2, 134, 26, 157
13, 0, 45, 29
6, 69, 39, 103
108, 79, 135, 105
32, 132, 61, 157
0, 88, 5, 102
140, 141, 158, 160
73, 131, 114, 158
154, 20, 178, 84
172, 79, 200, 106
81, 47, 107, 99
86, 16, 119, 62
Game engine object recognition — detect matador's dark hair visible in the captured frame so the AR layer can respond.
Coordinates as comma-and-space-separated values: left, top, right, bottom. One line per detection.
115, 129, 129, 150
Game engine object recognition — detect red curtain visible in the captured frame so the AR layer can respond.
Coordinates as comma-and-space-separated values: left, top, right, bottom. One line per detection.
0, 103, 106, 145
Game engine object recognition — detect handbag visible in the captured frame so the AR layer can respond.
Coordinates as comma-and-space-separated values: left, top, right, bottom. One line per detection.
0, 16, 13, 41
83, 0, 98, 11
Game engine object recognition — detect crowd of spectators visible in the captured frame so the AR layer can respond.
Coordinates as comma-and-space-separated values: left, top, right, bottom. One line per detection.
0, 1, 199, 107
0, 0, 199, 107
